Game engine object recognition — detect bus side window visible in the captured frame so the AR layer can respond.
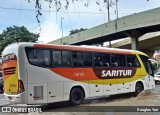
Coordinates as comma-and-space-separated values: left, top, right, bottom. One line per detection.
72, 51, 78, 67
127, 55, 132, 67
132, 55, 140, 67
62, 51, 71, 67
127, 55, 140, 67
103, 54, 110, 67
111, 54, 119, 67
83, 52, 92, 67
94, 53, 103, 67
77, 52, 83, 67
28, 49, 35, 64
27, 49, 50, 67
52, 50, 62, 67
119, 55, 126, 67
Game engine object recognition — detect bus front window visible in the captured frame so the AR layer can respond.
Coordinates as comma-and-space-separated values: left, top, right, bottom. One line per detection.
139, 55, 154, 76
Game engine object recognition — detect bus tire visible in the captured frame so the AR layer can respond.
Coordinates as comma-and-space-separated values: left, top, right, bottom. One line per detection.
69, 87, 84, 105
134, 82, 143, 96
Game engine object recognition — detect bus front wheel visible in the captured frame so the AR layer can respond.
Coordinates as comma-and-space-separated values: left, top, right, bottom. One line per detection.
134, 82, 143, 96
69, 87, 84, 105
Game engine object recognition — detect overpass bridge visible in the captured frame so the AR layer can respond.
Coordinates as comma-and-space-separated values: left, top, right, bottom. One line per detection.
49, 7, 160, 50
110, 32, 160, 57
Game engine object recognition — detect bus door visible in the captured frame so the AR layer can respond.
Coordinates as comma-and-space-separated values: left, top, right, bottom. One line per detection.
146, 60, 155, 89
139, 55, 155, 90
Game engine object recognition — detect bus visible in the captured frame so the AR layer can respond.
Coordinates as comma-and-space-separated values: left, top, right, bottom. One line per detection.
2, 42, 155, 105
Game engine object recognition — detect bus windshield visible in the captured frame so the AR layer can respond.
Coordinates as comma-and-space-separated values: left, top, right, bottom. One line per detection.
139, 55, 154, 76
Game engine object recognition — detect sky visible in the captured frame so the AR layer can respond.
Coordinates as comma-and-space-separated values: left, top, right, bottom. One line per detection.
0, 0, 160, 43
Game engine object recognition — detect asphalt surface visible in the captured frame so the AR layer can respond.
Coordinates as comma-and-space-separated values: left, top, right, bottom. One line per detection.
1, 84, 160, 114
0, 92, 9, 106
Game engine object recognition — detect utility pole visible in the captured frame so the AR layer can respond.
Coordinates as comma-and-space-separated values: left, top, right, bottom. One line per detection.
107, 0, 114, 47
61, 17, 64, 45
108, 0, 111, 48
107, 0, 118, 48
116, 0, 118, 19
107, 0, 110, 22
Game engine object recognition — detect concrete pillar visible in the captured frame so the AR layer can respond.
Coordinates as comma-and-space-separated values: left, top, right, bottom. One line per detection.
131, 37, 138, 50
109, 41, 111, 48
123, 30, 142, 50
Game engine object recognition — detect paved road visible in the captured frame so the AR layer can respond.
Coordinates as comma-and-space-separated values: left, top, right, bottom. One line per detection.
1, 84, 160, 114
39, 84, 160, 115
0, 92, 9, 106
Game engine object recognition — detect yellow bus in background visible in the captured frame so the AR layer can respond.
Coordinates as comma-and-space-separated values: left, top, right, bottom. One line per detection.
2, 43, 155, 105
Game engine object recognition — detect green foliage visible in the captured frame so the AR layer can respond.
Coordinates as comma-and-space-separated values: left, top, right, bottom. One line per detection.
0, 26, 39, 53
69, 28, 87, 35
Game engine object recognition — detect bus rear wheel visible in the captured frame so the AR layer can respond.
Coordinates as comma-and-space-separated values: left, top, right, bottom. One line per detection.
134, 82, 143, 96
69, 88, 84, 105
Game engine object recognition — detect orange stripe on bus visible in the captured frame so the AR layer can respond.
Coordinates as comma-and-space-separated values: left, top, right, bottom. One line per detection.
49, 68, 99, 81
2, 60, 17, 68
34, 44, 131, 54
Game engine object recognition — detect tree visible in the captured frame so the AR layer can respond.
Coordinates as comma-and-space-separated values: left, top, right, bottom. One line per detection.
0, 26, 38, 53
69, 28, 87, 35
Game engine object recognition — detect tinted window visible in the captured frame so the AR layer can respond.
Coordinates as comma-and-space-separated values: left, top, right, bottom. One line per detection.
73, 51, 78, 67
111, 54, 119, 67
73, 51, 83, 67
52, 50, 62, 67
127, 55, 140, 67
83, 52, 92, 67
27, 48, 50, 67
119, 55, 126, 67
94, 53, 103, 67
103, 54, 110, 67
62, 51, 71, 67
77, 52, 83, 66
139, 55, 154, 76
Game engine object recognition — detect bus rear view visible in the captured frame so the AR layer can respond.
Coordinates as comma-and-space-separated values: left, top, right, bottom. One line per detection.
2, 43, 25, 103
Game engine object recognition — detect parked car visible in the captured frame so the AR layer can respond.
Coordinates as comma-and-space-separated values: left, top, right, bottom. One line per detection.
0, 71, 3, 92
154, 71, 160, 84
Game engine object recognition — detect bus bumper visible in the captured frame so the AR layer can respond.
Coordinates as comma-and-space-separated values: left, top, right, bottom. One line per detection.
4, 93, 21, 104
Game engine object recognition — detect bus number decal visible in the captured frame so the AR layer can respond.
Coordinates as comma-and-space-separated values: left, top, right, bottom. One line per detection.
74, 73, 85, 77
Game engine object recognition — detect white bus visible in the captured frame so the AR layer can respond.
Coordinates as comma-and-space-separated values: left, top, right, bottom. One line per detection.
2, 43, 155, 105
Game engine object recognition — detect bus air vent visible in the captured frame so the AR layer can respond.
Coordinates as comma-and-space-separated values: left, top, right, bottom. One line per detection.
3, 67, 16, 75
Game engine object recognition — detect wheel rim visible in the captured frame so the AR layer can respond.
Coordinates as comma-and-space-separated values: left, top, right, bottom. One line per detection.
74, 92, 82, 102
70, 88, 84, 105
136, 84, 142, 93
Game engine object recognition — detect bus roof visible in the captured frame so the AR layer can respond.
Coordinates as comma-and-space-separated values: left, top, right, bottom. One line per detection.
5, 42, 148, 56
